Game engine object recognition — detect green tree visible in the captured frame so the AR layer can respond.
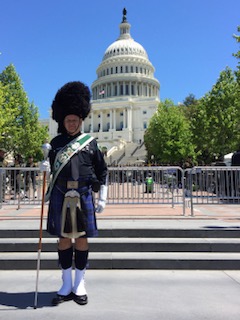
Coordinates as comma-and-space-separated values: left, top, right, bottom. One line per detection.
233, 26, 240, 66
191, 67, 239, 163
0, 64, 49, 160
144, 99, 196, 165
233, 26, 240, 131
181, 94, 200, 130
183, 93, 198, 107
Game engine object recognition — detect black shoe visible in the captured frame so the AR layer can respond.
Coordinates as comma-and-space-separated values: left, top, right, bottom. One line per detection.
73, 294, 88, 305
52, 293, 73, 306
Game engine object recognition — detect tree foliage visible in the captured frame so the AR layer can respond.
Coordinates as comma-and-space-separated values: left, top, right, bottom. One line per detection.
0, 64, 49, 161
191, 67, 239, 163
144, 99, 196, 165
144, 25, 240, 166
183, 93, 198, 107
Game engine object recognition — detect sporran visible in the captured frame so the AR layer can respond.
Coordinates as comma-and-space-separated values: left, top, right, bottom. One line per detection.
61, 190, 86, 238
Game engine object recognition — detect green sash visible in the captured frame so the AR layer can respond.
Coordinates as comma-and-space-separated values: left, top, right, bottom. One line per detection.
44, 133, 94, 202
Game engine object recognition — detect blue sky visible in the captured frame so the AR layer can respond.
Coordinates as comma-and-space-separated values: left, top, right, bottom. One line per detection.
0, 0, 239, 119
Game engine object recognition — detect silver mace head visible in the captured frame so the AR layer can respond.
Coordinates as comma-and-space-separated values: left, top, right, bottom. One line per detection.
42, 142, 51, 160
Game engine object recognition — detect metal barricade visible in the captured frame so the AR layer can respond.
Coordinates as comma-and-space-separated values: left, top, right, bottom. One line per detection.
0, 167, 42, 209
108, 166, 185, 213
185, 166, 240, 216
0, 166, 186, 214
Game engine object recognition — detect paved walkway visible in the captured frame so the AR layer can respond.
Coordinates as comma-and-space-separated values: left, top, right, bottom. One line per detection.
0, 202, 240, 231
0, 202, 240, 221
1, 203, 240, 319
0, 269, 240, 319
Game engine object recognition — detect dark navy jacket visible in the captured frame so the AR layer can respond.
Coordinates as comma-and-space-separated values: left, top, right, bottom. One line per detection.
49, 132, 108, 186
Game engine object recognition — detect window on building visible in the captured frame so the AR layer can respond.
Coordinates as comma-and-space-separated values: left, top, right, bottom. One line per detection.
131, 85, 134, 95
137, 85, 140, 95
126, 84, 129, 95
120, 84, 123, 95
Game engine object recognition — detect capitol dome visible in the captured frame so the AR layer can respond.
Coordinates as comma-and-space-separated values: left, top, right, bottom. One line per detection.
83, 9, 161, 165
49, 8, 160, 161
102, 7, 148, 61
103, 39, 148, 61
103, 21, 149, 61
91, 8, 160, 101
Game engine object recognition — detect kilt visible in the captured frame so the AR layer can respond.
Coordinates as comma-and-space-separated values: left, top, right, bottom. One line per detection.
47, 177, 98, 238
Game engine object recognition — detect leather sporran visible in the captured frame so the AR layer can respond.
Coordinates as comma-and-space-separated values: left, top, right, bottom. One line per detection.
61, 190, 86, 238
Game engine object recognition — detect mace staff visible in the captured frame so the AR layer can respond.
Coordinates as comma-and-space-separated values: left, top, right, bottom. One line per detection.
34, 142, 51, 309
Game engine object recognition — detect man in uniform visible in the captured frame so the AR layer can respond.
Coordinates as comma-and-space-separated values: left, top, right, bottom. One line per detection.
41, 81, 108, 306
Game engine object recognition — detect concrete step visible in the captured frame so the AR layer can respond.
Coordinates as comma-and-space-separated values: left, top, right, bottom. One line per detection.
1, 238, 240, 253
1, 226, 240, 270
1, 228, 240, 238
1, 252, 240, 270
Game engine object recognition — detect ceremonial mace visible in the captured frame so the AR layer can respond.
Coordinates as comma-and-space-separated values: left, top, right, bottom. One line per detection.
34, 142, 51, 309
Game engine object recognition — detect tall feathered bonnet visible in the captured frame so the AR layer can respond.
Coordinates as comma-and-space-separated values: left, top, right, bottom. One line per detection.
51, 81, 91, 134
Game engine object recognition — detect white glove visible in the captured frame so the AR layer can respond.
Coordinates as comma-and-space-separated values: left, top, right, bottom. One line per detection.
39, 160, 51, 172
96, 185, 108, 213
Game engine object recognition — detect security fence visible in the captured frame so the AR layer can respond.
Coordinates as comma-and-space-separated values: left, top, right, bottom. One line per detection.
0, 167, 42, 209
0, 166, 240, 215
107, 166, 184, 203
0, 166, 185, 212
185, 166, 240, 216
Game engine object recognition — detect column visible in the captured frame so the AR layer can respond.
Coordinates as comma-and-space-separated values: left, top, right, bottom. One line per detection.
110, 110, 113, 130
127, 107, 132, 130
91, 113, 94, 132
100, 111, 103, 132
123, 109, 126, 129
113, 109, 116, 130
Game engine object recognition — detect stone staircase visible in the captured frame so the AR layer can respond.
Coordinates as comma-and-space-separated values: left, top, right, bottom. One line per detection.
1, 227, 240, 270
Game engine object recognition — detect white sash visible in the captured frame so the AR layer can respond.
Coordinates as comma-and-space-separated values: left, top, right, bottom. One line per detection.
44, 133, 94, 202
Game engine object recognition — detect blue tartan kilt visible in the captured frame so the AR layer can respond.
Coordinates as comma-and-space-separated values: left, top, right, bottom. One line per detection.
47, 178, 98, 238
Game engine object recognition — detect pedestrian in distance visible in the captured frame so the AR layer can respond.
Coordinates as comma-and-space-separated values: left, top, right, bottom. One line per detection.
0, 147, 7, 202
25, 155, 38, 198
40, 81, 108, 306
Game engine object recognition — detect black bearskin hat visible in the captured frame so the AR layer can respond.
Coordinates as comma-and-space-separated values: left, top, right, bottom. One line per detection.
51, 81, 91, 133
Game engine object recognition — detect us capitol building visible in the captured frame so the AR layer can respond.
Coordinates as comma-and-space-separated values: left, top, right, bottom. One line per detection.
49, 8, 160, 165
